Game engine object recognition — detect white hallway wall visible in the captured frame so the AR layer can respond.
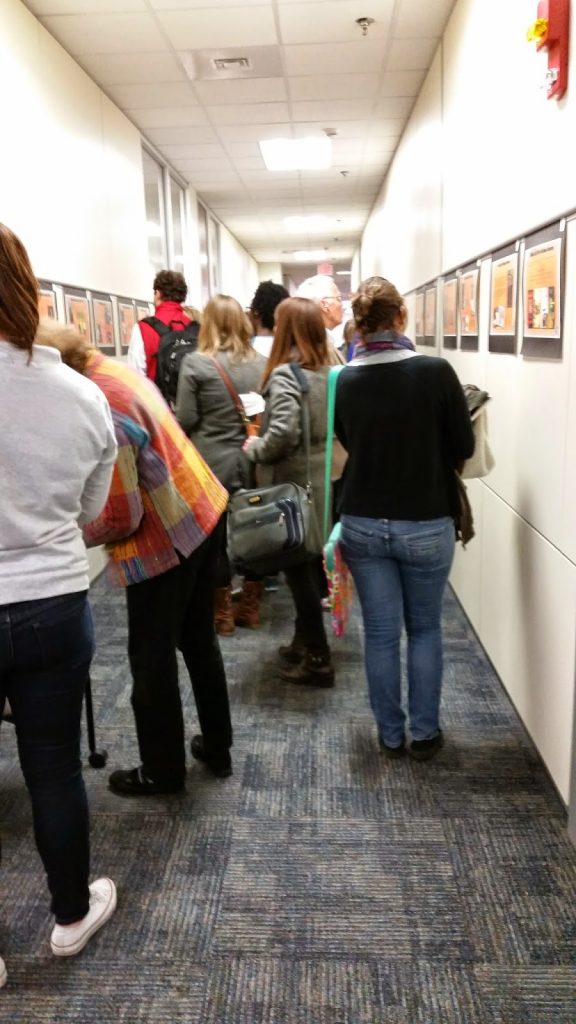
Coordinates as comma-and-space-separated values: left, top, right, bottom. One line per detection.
360, 0, 576, 803
3, 0, 257, 578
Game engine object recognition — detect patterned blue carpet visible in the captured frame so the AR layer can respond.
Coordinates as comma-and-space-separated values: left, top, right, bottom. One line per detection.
0, 577, 575, 1023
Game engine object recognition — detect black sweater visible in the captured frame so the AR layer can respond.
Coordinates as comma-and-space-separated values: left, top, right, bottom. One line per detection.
334, 355, 475, 521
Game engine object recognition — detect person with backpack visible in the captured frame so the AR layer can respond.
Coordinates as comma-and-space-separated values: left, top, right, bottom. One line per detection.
127, 270, 199, 404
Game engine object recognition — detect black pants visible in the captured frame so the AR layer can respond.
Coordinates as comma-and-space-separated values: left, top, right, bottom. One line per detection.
126, 520, 232, 786
284, 557, 329, 656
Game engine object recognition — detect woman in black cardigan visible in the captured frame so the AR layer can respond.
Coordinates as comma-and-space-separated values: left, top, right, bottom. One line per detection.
335, 276, 474, 760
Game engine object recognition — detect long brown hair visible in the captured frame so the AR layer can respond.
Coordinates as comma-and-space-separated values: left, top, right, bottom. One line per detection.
262, 297, 329, 387
0, 224, 39, 353
198, 294, 254, 362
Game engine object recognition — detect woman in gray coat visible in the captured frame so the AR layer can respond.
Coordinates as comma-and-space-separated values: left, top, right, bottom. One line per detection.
175, 294, 266, 634
244, 297, 334, 687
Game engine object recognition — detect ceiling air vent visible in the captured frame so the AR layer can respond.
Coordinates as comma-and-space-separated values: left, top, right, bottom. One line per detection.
212, 57, 251, 72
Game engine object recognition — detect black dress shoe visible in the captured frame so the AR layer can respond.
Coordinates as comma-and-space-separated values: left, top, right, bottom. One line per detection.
408, 730, 444, 761
190, 735, 232, 778
379, 737, 406, 760
108, 766, 184, 796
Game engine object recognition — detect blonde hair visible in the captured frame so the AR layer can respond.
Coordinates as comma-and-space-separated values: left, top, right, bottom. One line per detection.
352, 276, 406, 335
198, 294, 254, 362
35, 317, 93, 374
183, 305, 202, 324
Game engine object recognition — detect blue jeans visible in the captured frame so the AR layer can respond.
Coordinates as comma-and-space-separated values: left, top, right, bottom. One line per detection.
0, 592, 93, 923
340, 516, 455, 747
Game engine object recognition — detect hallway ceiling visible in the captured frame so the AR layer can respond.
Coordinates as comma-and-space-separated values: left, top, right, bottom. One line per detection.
23, 0, 456, 274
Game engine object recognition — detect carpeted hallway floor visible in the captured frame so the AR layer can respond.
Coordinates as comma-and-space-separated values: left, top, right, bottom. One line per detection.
0, 577, 575, 1023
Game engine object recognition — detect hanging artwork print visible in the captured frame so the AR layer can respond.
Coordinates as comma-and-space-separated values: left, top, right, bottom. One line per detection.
424, 284, 437, 347
521, 221, 565, 359
414, 289, 425, 345
458, 264, 479, 351
118, 300, 136, 349
442, 277, 458, 350
91, 294, 116, 353
64, 289, 92, 343
489, 246, 519, 354
38, 282, 58, 321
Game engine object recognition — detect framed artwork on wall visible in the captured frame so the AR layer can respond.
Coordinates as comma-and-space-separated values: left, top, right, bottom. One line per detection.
521, 220, 565, 359
117, 299, 136, 350
64, 288, 92, 343
458, 264, 479, 351
414, 289, 425, 345
442, 277, 458, 350
136, 303, 150, 322
38, 282, 58, 321
91, 293, 116, 354
489, 244, 519, 354
423, 283, 437, 347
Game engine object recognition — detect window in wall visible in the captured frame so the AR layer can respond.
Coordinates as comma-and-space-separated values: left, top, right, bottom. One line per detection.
169, 177, 186, 275
208, 214, 221, 295
197, 202, 210, 306
142, 149, 167, 277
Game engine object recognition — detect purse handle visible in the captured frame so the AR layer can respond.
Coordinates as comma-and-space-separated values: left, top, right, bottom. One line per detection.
323, 365, 345, 539
288, 362, 312, 494
207, 355, 252, 436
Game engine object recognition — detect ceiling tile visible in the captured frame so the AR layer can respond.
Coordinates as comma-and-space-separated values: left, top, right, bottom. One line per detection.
216, 124, 291, 142
106, 82, 199, 109
387, 37, 439, 70
292, 99, 368, 122
129, 107, 209, 128
395, 0, 456, 37
208, 103, 290, 125
279, 0, 394, 45
38, 13, 169, 54
377, 69, 426, 97
289, 73, 378, 102
373, 96, 413, 117
26, 0, 145, 11
156, 8, 277, 49
145, 125, 219, 145
78, 52, 185, 85
194, 78, 287, 105
161, 144, 226, 159
224, 142, 262, 157
284, 41, 384, 75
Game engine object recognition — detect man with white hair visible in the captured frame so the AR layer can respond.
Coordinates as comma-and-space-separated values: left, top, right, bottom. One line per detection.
296, 274, 344, 350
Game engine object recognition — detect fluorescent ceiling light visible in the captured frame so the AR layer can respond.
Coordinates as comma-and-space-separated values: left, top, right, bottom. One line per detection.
259, 137, 332, 171
292, 249, 329, 261
336, 270, 351, 276
284, 215, 331, 232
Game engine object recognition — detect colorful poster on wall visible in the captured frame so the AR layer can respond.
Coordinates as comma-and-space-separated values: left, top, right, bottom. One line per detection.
415, 290, 425, 344
136, 303, 150, 322
458, 265, 479, 351
91, 295, 116, 353
64, 290, 92, 343
424, 284, 437, 347
118, 300, 136, 349
521, 221, 564, 358
489, 246, 519, 354
442, 277, 457, 350
38, 284, 57, 321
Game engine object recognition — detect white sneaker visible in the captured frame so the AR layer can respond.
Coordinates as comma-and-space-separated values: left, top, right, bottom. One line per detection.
50, 878, 117, 957
0, 956, 6, 988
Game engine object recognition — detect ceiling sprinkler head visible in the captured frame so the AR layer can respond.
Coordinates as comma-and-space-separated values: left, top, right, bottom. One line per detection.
323, 127, 337, 137
355, 16, 375, 36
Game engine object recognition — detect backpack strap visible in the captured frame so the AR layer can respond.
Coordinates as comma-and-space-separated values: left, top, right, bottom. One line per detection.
323, 365, 345, 539
141, 316, 170, 336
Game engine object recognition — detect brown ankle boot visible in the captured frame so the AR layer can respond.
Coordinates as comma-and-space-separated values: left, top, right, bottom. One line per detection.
234, 580, 264, 629
279, 650, 334, 688
214, 586, 235, 635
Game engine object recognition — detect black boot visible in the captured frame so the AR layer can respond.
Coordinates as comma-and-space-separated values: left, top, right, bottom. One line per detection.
279, 651, 334, 688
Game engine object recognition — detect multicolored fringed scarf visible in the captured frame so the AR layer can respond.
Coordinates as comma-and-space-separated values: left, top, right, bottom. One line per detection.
353, 329, 416, 358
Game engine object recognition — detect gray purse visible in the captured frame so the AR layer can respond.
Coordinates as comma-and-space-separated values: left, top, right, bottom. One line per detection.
227, 364, 315, 574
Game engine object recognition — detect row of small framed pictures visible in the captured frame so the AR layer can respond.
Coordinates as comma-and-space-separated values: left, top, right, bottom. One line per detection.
38, 282, 154, 357
410, 219, 565, 360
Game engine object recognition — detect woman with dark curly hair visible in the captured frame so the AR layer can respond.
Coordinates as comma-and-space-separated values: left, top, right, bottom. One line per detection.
335, 276, 475, 759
